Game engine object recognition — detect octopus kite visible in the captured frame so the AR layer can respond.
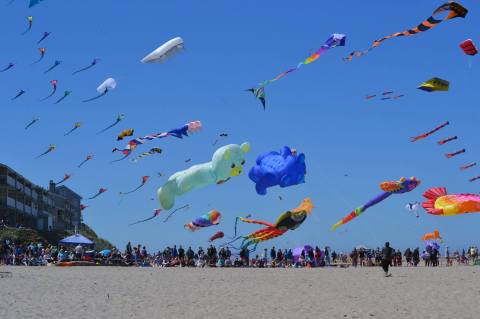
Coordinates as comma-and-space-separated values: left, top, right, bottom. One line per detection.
25, 118, 39, 130
120, 176, 149, 196
422, 187, 480, 216
55, 174, 71, 185
410, 121, 449, 142
0, 63, 15, 72
32, 48, 46, 64
22, 16, 33, 35
129, 209, 162, 226
438, 136, 457, 145
88, 188, 107, 200
54, 91, 71, 104
131, 147, 162, 163
37, 32, 51, 44
77, 155, 93, 168
112, 121, 201, 161
44, 60, 62, 74
184, 210, 221, 231
224, 198, 313, 251
40, 80, 58, 101
64, 122, 81, 136
72, 58, 100, 75
331, 177, 421, 231
445, 149, 465, 158
35, 144, 56, 159
97, 114, 125, 134
344, 2, 468, 61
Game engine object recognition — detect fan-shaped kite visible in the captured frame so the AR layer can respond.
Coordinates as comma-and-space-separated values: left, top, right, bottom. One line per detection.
422, 187, 480, 216
417, 77, 449, 92
223, 198, 313, 251
83, 78, 116, 102
88, 188, 107, 200
64, 122, 81, 136
249, 146, 306, 195
459, 39, 477, 56
77, 154, 93, 168
410, 121, 449, 142
35, 144, 56, 159
117, 129, 134, 141
157, 142, 250, 210
331, 177, 421, 231
112, 121, 202, 160
141, 37, 184, 63
129, 209, 162, 226
344, 2, 468, 61
184, 210, 221, 231
72, 58, 100, 75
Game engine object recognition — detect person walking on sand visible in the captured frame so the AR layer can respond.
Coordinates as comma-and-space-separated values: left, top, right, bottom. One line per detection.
382, 242, 393, 277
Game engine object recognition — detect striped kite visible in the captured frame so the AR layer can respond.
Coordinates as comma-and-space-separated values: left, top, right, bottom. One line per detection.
131, 147, 162, 163
344, 2, 468, 61
246, 87, 266, 110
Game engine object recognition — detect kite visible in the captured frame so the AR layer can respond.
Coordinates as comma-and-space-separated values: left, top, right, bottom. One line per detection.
44, 60, 62, 74
223, 198, 313, 251
112, 120, 202, 160
410, 121, 449, 142
88, 188, 107, 200
184, 210, 221, 231
460, 39, 477, 56
83, 78, 116, 102
72, 58, 100, 75
445, 149, 465, 158
80, 204, 88, 211
55, 174, 71, 185
32, 48, 46, 64
185, 158, 191, 163
35, 144, 56, 159
141, 37, 184, 63
162, 204, 191, 222
365, 95, 376, 100
24, 118, 39, 130
383, 91, 393, 95
255, 33, 346, 88
331, 177, 421, 231
120, 176, 149, 195
64, 122, 81, 136
422, 187, 480, 216
129, 209, 162, 226
460, 162, 476, 171
22, 16, 33, 35
29, 0, 46, 8
54, 91, 71, 104
37, 32, 51, 44
209, 231, 224, 242
392, 94, 405, 99
77, 154, 93, 168
157, 142, 250, 210
381, 97, 391, 101
97, 114, 125, 134
422, 230, 441, 241
249, 146, 306, 195
417, 77, 449, 92
131, 147, 162, 163
438, 136, 457, 145
246, 87, 266, 110
0, 63, 15, 72
344, 2, 468, 61
405, 202, 420, 218
12, 90, 26, 100
40, 80, 57, 101
469, 176, 480, 183
117, 129, 134, 141
212, 133, 228, 146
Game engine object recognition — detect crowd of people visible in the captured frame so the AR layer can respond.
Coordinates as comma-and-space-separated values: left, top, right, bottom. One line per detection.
1, 238, 477, 268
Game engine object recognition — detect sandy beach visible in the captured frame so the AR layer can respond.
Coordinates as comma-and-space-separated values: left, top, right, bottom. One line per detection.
1, 266, 479, 319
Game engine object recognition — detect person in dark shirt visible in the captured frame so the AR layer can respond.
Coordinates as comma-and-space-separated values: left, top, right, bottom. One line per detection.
382, 242, 393, 277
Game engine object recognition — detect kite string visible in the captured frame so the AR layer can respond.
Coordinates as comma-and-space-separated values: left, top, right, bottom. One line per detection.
162, 204, 190, 222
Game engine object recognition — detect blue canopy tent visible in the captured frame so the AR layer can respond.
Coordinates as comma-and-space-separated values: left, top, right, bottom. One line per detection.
59, 234, 94, 246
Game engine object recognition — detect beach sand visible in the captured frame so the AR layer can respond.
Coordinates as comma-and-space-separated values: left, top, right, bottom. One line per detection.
1, 266, 479, 319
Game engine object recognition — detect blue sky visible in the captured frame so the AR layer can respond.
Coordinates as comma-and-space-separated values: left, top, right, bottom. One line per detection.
1, 0, 479, 252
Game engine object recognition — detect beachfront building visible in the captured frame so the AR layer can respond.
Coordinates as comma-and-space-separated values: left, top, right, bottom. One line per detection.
0, 163, 82, 232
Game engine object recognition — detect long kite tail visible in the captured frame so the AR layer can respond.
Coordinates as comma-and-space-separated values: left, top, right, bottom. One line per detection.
25, 119, 39, 130
72, 60, 99, 75
97, 119, 120, 134
40, 88, 57, 101
35, 149, 51, 159
229, 214, 252, 239
88, 190, 106, 200
77, 159, 88, 168
54, 92, 70, 104
162, 204, 190, 223
82, 90, 107, 103
410, 121, 449, 142
44, 61, 61, 74
238, 217, 274, 228
129, 215, 157, 226
119, 184, 145, 196
331, 207, 364, 231
344, 2, 468, 61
